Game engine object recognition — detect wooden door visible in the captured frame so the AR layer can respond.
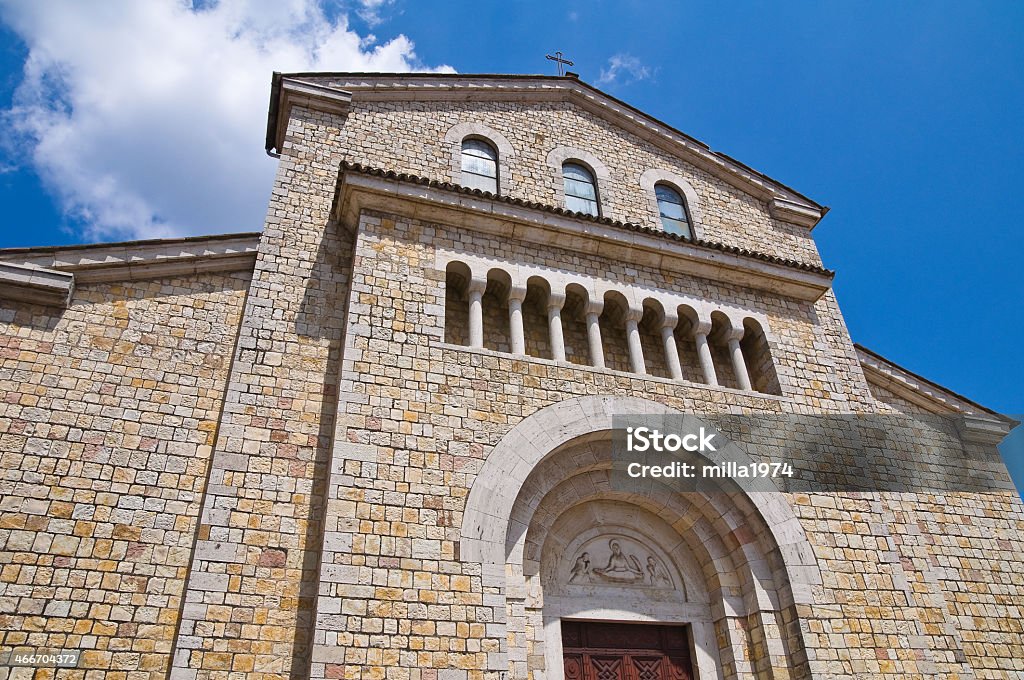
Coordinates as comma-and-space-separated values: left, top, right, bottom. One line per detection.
561, 621, 694, 680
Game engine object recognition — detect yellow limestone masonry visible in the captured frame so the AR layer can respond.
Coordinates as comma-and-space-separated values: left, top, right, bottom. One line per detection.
0, 74, 1022, 680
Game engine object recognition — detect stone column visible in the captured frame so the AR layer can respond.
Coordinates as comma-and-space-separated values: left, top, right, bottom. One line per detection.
660, 313, 682, 380
467, 278, 487, 349
584, 299, 605, 369
507, 285, 527, 355
625, 306, 646, 375
693, 320, 718, 387
547, 291, 567, 362
726, 326, 753, 391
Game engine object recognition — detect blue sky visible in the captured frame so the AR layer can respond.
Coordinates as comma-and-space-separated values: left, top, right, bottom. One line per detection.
0, 1, 1021, 492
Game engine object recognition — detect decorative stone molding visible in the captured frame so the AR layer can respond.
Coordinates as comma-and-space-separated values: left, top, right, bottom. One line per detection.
857, 344, 1012, 424
958, 414, 1017, 446
443, 122, 515, 196
639, 167, 704, 239
0, 233, 259, 285
0, 262, 75, 308
338, 165, 834, 301
860, 345, 1017, 450
266, 75, 352, 153
770, 197, 822, 229
545, 146, 614, 219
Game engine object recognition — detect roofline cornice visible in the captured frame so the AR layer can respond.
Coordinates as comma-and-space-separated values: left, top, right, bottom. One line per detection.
266, 74, 352, 155
266, 72, 827, 227
334, 161, 834, 302
0, 233, 260, 303
0, 262, 75, 308
856, 344, 1012, 427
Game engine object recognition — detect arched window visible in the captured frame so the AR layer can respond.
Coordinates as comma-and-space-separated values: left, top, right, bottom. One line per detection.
461, 138, 498, 194
655, 184, 692, 238
562, 162, 599, 216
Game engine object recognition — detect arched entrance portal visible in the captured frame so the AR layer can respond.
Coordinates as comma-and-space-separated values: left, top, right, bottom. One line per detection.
460, 397, 822, 680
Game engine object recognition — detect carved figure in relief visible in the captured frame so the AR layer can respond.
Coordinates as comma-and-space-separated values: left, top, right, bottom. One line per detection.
593, 540, 644, 583
568, 552, 592, 583
646, 555, 672, 587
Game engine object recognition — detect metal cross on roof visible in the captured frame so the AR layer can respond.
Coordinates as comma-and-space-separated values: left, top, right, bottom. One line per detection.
546, 51, 575, 76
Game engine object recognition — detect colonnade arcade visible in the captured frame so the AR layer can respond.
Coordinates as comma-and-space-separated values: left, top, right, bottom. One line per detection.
441, 255, 782, 395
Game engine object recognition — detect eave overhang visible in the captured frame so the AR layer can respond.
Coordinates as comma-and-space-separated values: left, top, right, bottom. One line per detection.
266, 73, 352, 155
333, 162, 834, 302
0, 262, 75, 308
0, 233, 260, 308
266, 72, 828, 230
856, 344, 1016, 444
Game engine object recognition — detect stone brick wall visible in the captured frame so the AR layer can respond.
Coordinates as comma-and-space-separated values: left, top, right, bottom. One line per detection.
301, 84, 823, 266
0, 271, 250, 679
311, 205, 1024, 678
866, 379, 931, 413
560, 308, 589, 367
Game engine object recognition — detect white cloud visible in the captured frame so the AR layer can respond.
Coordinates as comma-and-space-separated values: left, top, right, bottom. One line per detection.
0, 0, 452, 241
357, 0, 395, 27
597, 53, 651, 86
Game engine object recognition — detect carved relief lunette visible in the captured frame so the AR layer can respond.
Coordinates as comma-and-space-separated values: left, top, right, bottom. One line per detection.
565, 536, 675, 589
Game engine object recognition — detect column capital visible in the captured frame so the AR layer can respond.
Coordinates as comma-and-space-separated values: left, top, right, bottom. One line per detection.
507, 285, 528, 303
692, 319, 712, 336
546, 291, 566, 311
467, 278, 488, 295
583, 299, 604, 317
659, 312, 679, 331
624, 306, 645, 324
723, 325, 745, 343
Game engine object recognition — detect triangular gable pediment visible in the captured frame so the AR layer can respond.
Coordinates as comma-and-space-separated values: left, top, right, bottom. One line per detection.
267, 72, 825, 228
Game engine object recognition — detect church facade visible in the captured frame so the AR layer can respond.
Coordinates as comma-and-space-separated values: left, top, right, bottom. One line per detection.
1, 72, 1022, 679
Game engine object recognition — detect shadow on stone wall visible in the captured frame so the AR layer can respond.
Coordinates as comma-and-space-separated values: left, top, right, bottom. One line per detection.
289, 216, 355, 680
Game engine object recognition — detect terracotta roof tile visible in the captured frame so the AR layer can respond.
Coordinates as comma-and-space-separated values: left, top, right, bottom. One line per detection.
339, 160, 834, 278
